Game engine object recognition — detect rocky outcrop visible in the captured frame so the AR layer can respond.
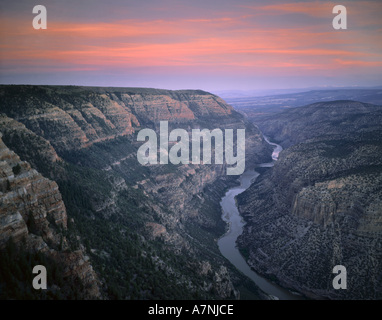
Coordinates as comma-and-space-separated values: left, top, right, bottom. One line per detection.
212, 266, 239, 299
0, 135, 65, 247
0, 134, 100, 299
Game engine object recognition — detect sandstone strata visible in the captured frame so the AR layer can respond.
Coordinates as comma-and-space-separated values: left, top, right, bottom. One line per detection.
0, 134, 100, 299
0, 85, 272, 299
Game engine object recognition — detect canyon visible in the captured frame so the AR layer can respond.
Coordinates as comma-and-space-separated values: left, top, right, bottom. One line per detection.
2, 85, 380, 300
0, 85, 271, 299
237, 100, 382, 299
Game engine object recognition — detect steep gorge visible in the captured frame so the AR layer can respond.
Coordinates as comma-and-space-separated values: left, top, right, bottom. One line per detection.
0, 85, 271, 299
237, 100, 382, 299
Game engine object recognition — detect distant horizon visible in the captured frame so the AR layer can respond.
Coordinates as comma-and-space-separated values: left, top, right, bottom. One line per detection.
1, 76, 381, 94
1, 83, 381, 98
1, 0, 381, 92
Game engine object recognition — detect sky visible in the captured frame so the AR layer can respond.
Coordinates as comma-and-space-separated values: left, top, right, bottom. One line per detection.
0, 0, 381, 92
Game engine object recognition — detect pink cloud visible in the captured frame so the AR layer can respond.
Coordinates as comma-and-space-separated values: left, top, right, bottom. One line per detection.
1, 2, 381, 82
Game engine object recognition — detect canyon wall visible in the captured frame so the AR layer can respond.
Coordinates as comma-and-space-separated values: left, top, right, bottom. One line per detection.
237, 100, 382, 299
0, 134, 100, 298
0, 85, 271, 299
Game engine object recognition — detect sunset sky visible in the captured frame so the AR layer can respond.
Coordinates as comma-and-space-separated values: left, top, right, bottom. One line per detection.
1, 0, 381, 91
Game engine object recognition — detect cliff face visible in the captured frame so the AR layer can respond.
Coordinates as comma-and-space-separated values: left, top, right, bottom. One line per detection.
0, 134, 66, 248
0, 85, 271, 300
237, 100, 382, 299
0, 134, 100, 298
0, 86, 237, 152
0, 85, 270, 220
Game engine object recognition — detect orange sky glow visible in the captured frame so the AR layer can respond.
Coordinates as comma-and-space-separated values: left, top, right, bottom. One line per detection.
1, 0, 381, 90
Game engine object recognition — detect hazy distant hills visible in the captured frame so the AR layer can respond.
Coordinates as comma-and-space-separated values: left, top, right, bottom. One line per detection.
257, 100, 382, 148
214, 86, 382, 98
223, 88, 382, 121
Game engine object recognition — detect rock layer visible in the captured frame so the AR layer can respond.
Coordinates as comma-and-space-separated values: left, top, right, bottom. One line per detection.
237, 100, 382, 299
0, 85, 271, 300
0, 134, 100, 299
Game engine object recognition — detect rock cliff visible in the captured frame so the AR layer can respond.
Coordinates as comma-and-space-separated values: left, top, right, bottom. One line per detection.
237, 100, 382, 299
0, 85, 271, 300
0, 134, 100, 298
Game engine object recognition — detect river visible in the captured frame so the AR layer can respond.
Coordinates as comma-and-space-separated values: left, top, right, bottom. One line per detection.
217, 136, 301, 300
